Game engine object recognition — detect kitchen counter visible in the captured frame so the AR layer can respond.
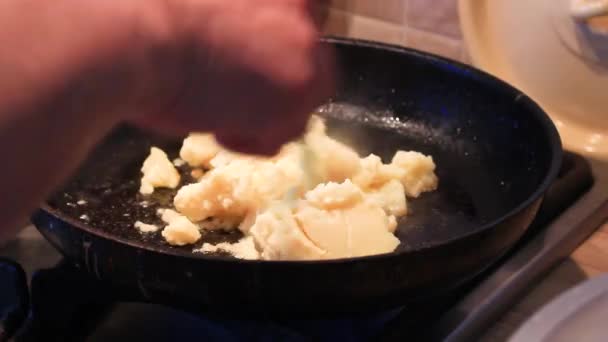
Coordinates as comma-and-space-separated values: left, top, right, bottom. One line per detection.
481, 161, 608, 342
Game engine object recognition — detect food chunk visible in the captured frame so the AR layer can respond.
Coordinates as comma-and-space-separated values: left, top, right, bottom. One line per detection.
295, 201, 399, 259
352, 154, 405, 190
198, 236, 260, 260
173, 170, 245, 222
294, 179, 399, 259
391, 151, 438, 197
161, 215, 201, 246
365, 179, 407, 217
305, 125, 360, 183
136, 115, 438, 259
248, 202, 326, 260
341, 203, 400, 255
174, 157, 302, 223
139, 147, 180, 195
180, 133, 221, 168
134, 221, 159, 233
304, 180, 363, 210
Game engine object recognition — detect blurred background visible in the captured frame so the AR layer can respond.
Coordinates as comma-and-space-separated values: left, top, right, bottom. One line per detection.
318, 0, 469, 63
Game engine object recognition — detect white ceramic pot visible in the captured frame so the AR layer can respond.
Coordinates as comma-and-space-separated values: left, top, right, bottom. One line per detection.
459, 0, 608, 158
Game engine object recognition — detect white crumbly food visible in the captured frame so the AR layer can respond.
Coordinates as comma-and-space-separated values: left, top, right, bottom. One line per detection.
352, 154, 405, 190
293, 180, 399, 259
364, 179, 407, 217
155, 208, 202, 245
197, 236, 260, 260
180, 133, 221, 168
138, 115, 438, 259
134, 221, 159, 233
248, 201, 326, 260
157, 208, 181, 223
139, 147, 181, 195
304, 117, 360, 183
304, 180, 363, 210
161, 216, 201, 246
173, 152, 303, 223
391, 151, 438, 197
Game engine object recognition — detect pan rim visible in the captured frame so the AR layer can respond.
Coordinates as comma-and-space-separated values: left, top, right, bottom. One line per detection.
37, 37, 563, 265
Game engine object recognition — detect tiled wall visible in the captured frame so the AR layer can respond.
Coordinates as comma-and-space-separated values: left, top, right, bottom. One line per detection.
319, 0, 469, 63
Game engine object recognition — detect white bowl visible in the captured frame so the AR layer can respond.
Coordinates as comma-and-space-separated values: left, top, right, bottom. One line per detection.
459, 0, 608, 159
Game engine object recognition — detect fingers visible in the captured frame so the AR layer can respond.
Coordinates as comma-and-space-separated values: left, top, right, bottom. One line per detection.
215, 45, 334, 156
131, 0, 335, 155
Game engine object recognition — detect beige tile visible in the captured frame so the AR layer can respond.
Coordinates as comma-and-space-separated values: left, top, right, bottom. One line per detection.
329, 0, 405, 24
403, 27, 463, 61
407, 0, 462, 38
323, 9, 405, 46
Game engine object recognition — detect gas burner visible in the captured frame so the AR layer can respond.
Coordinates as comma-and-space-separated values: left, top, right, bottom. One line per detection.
0, 152, 594, 342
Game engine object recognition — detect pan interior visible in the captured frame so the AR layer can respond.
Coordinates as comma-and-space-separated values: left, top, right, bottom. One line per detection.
45, 41, 556, 256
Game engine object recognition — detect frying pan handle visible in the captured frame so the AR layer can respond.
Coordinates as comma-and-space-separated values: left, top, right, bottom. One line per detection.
0, 258, 29, 342
571, 0, 608, 20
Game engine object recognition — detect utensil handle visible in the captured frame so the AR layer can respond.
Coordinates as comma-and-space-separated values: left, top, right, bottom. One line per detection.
571, 0, 608, 19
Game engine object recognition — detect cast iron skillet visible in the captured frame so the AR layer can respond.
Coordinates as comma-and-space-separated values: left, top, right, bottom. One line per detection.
31, 37, 562, 317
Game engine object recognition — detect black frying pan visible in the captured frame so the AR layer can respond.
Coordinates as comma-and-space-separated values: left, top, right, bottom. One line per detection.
31, 37, 562, 317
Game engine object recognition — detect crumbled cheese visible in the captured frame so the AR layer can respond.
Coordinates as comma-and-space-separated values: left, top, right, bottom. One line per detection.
190, 168, 204, 180
155, 208, 202, 245
79, 214, 90, 221
140, 115, 438, 259
173, 158, 186, 167
352, 154, 405, 190
161, 216, 201, 246
249, 202, 326, 260
209, 150, 240, 169
305, 127, 360, 183
391, 151, 438, 197
364, 179, 407, 216
77, 200, 87, 205
198, 217, 240, 231
295, 201, 399, 259
197, 236, 260, 260
157, 208, 181, 223
307, 114, 327, 136
238, 210, 258, 234
387, 215, 398, 233
173, 169, 247, 222
174, 156, 302, 223
140, 147, 181, 195
304, 180, 363, 210
134, 221, 159, 233
340, 203, 400, 254
180, 133, 221, 167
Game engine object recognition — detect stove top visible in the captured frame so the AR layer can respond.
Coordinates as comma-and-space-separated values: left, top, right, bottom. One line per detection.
0, 152, 595, 342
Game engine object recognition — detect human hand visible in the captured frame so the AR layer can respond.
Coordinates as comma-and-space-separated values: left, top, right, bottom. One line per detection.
0, 0, 334, 238
131, 0, 335, 154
